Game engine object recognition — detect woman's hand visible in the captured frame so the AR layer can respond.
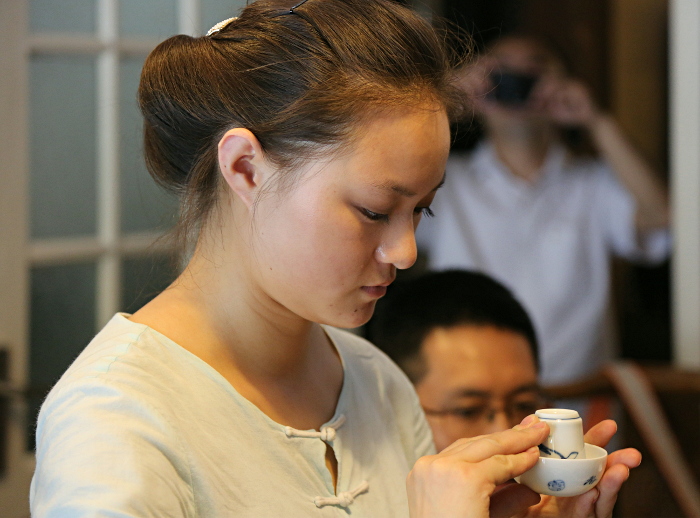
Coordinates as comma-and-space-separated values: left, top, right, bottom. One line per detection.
407, 416, 549, 518
511, 419, 642, 518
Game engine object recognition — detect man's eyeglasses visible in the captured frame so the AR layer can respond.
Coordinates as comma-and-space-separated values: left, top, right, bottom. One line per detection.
422, 395, 548, 426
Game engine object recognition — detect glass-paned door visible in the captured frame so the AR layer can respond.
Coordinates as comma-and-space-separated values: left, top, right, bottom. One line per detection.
0, 1, 245, 516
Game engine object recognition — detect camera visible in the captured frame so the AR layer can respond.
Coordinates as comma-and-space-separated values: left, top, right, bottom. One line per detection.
487, 70, 539, 107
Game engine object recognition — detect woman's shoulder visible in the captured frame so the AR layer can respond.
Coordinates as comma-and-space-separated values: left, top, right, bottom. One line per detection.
43, 314, 200, 412
32, 314, 198, 517
56, 314, 165, 376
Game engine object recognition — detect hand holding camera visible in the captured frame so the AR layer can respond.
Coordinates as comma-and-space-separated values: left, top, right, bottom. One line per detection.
456, 53, 600, 129
483, 67, 601, 129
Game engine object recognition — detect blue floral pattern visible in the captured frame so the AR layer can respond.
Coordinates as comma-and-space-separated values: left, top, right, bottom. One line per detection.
547, 480, 566, 492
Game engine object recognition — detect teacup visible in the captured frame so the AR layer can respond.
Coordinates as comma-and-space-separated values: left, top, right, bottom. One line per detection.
515, 408, 608, 497
535, 408, 585, 460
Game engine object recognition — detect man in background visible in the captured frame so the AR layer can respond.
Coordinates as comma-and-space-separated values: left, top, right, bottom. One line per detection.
367, 269, 543, 451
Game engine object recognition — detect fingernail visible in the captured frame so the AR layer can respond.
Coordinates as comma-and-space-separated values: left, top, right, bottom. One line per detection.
527, 445, 539, 454
531, 422, 548, 430
519, 414, 537, 427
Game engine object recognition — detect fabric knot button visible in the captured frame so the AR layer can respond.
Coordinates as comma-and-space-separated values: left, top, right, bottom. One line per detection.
319, 427, 336, 442
283, 414, 346, 442
336, 491, 355, 507
313, 480, 369, 508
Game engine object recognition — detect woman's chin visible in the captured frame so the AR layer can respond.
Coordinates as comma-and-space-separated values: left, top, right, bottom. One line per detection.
321, 304, 376, 330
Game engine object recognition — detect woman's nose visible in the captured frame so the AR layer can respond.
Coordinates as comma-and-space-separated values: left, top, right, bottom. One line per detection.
376, 223, 417, 270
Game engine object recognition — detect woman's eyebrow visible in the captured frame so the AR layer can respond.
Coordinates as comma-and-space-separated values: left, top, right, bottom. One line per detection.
372, 173, 446, 197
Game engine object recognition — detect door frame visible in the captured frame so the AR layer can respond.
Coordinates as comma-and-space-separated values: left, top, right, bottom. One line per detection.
670, 0, 700, 369
0, 0, 34, 515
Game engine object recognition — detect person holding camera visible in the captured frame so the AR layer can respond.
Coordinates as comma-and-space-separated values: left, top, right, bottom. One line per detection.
416, 35, 670, 392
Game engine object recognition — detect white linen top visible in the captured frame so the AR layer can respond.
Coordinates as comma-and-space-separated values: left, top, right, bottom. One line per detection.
417, 142, 669, 386
31, 313, 435, 517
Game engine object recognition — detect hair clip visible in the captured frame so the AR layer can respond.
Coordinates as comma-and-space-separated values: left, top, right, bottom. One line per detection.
288, 0, 310, 14
206, 17, 237, 37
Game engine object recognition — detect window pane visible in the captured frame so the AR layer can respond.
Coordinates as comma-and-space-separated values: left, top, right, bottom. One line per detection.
201, 0, 247, 35
120, 0, 178, 38
28, 262, 97, 449
30, 0, 96, 34
30, 55, 97, 239
120, 56, 178, 233
121, 255, 177, 314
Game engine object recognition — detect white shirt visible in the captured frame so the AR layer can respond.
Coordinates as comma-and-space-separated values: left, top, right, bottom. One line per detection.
417, 142, 669, 385
31, 314, 434, 517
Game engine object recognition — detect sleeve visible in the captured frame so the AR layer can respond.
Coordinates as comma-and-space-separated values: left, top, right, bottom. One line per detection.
30, 379, 195, 518
410, 388, 437, 461
597, 163, 670, 263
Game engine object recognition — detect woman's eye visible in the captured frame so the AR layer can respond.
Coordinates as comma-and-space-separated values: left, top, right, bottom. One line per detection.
360, 208, 389, 222
415, 206, 434, 218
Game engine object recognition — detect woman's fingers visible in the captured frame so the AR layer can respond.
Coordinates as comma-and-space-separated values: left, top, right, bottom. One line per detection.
445, 423, 548, 488
570, 488, 601, 518
593, 463, 630, 517
438, 415, 545, 454
406, 419, 550, 518
490, 482, 541, 518
462, 422, 549, 460
563, 458, 635, 518
584, 419, 642, 469
606, 447, 642, 469
583, 420, 617, 448
484, 446, 543, 486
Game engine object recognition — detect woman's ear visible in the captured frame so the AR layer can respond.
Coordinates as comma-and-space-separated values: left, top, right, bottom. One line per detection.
217, 128, 267, 209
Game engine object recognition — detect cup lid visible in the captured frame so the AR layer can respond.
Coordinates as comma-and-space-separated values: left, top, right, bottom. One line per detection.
535, 408, 580, 420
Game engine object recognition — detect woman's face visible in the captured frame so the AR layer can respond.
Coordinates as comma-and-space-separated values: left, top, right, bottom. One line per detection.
251, 105, 450, 328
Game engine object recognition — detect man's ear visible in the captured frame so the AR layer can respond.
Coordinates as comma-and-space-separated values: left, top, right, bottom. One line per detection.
218, 128, 267, 209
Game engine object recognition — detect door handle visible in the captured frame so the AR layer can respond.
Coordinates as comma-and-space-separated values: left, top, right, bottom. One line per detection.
0, 347, 8, 478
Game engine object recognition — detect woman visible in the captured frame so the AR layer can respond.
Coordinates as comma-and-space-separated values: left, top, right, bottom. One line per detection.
31, 2, 639, 516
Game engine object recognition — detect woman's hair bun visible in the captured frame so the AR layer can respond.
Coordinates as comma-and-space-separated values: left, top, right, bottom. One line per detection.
138, 0, 469, 252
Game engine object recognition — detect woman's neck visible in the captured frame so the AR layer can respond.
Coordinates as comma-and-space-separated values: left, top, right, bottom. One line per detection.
168, 254, 321, 377
129, 202, 344, 429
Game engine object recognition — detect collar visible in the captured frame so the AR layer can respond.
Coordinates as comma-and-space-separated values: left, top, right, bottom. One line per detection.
471, 140, 569, 193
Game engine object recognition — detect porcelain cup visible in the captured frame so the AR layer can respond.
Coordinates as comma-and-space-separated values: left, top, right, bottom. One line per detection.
535, 408, 585, 460
516, 443, 608, 497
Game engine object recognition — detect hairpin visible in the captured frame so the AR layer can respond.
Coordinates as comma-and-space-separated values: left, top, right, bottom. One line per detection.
206, 17, 237, 37
288, 0, 310, 14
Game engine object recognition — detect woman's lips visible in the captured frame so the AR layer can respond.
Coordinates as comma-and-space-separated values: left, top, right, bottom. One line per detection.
361, 285, 388, 298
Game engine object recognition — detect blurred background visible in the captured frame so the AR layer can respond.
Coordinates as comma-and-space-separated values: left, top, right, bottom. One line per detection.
1, 0, 699, 516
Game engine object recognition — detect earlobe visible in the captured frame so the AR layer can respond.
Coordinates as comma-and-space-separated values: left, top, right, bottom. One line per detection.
217, 128, 263, 209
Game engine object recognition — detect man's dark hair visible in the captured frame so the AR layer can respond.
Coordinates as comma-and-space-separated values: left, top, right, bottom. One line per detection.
367, 269, 539, 383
